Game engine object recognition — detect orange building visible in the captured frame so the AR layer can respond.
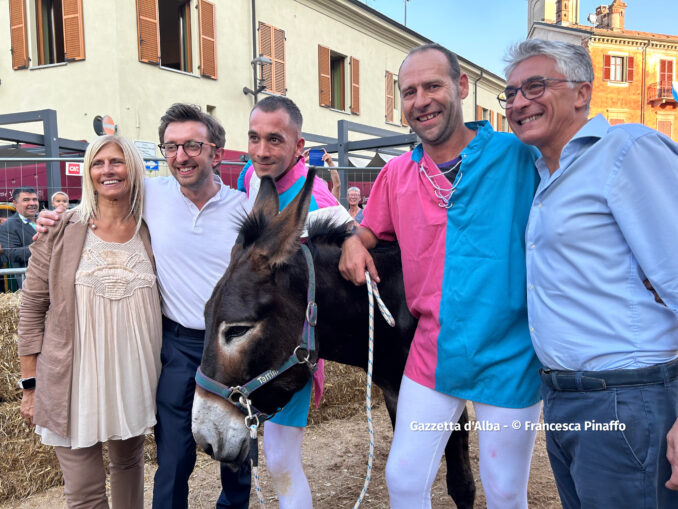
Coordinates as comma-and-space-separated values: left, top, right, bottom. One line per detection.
529, 0, 677, 141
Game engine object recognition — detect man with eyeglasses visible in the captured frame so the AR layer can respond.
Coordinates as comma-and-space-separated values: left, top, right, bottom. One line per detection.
38, 103, 252, 508
503, 39, 678, 508
339, 43, 542, 507
146, 103, 252, 508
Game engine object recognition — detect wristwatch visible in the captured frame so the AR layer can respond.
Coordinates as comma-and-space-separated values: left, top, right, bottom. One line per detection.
19, 377, 36, 390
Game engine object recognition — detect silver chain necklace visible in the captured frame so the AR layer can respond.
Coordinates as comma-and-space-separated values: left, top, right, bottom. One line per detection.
419, 159, 463, 208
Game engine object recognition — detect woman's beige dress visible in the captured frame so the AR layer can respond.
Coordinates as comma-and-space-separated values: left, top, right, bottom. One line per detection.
37, 229, 162, 448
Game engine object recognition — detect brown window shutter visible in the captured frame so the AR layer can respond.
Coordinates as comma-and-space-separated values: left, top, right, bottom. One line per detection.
497, 113, 503, 131
199, 0, 217, 79
401, 109, 408, 126
657, 120, 672, 137
490, 111, 495, 128
259, 23, 273, 90
62, 0, 85, 61
9, 0, 28, 69
602, 54, 611, 81
385, 71, 394, 123
475, 105, 482, 121
350, 57, 360, 115
272, 26, 286, 94
318, 45, 331, 107
136, 0, 159, 64
626, 56, 634, 83
659, 60, 673, 86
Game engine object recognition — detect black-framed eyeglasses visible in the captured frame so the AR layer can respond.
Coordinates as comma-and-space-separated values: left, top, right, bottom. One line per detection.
497, 77, 585, 109
158, 141, 216, 158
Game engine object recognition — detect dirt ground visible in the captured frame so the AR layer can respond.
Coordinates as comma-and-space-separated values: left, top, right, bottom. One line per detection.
1, 403, 561, 508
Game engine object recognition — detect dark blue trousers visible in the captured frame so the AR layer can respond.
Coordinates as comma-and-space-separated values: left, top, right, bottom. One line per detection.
541, 360, 678, 509
153, 317, 251, 509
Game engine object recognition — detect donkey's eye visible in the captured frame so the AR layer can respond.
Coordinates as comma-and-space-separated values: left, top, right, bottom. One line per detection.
224, 325, 251, 342
217, 322, 254, 346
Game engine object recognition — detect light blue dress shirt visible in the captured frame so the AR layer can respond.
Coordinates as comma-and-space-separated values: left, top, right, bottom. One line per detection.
526, 114, 678, 371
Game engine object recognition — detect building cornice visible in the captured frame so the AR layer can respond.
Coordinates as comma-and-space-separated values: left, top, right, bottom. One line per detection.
297, 0, 505, 84
295, 0, 428, 53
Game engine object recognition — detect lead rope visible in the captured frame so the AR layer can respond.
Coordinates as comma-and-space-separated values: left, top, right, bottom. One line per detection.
353, 272, 395, 509
251, 423, 266, 507
243, 397, 266, 508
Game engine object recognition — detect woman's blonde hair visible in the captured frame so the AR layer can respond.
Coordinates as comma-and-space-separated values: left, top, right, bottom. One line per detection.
76, 135, 145, 232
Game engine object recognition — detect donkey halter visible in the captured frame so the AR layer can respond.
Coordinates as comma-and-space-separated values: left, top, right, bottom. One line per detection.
195, 243, 319, 428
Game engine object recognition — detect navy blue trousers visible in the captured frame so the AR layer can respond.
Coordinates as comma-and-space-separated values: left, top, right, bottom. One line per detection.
542, 362, 678, 509
153, 317, 251, 509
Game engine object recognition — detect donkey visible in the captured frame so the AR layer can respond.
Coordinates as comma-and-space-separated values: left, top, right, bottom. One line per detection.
192, 170, 475, 508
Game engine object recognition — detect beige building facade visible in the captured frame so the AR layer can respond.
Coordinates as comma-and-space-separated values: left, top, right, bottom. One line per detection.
1, 0, 507, 172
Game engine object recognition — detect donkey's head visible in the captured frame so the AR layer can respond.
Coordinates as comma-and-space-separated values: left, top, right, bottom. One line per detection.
192, 171, 318, 467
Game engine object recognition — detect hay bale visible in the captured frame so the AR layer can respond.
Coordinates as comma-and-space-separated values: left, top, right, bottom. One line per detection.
0, 401, 63, 502
308, 361, 383, 426
0, 400, 157, 504
0, 292, 21, 403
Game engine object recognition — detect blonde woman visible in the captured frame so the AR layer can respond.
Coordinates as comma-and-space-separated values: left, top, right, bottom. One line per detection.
18, 135, 161, 508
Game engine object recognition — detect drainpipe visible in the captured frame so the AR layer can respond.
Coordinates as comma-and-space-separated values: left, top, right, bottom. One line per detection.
640, 39, 648, 126
473, 69, 484, 121
251, 0, 258, 103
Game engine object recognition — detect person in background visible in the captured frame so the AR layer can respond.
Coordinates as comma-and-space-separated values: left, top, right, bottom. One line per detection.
503, 38, 678, 509
0, 187, 39, 288
303, 147, 341, 201
18, 135, 160, 508
346, 186, 363, 224
50, 191, 69, 210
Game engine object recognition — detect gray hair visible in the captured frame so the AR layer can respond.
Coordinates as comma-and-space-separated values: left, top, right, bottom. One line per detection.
76, 135, 145, 233
347, 186, 361, 195
504, 39, 594, 85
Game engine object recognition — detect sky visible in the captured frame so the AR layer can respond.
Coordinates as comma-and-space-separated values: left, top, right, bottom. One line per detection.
362, 0, 677, 77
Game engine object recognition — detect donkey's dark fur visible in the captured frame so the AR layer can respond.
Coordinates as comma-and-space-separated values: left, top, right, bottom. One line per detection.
198, 171, 475, 508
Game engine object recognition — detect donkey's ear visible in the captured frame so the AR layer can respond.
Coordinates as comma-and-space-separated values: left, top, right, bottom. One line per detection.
256, 168, 316, 266
251, 175, 280, 221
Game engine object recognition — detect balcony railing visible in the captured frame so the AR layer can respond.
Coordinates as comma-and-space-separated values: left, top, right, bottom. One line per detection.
647, 82, 676, 104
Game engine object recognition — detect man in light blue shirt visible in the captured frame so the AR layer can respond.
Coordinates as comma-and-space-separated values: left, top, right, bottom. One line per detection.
502, 39, 678, 508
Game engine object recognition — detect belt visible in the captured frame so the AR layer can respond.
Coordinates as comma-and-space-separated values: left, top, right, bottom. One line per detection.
162, 315, 205, 339
540, 358, 678, 392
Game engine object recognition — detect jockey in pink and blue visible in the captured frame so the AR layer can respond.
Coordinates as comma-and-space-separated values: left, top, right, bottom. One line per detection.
240, 95, 351, 509
340, 44, 542, 508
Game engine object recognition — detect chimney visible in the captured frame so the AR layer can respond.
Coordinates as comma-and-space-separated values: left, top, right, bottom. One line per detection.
608, 0, 626, 30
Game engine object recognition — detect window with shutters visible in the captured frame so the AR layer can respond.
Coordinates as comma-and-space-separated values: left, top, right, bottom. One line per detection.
476, 106, 491, 123
603, 54, 634, 83
318, 45, 359, 114
136, 0, 216, 79
497, 113, 508, 132
258, 22, 285, 95
659, 59, 674, 86
9, 0, 85, 69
